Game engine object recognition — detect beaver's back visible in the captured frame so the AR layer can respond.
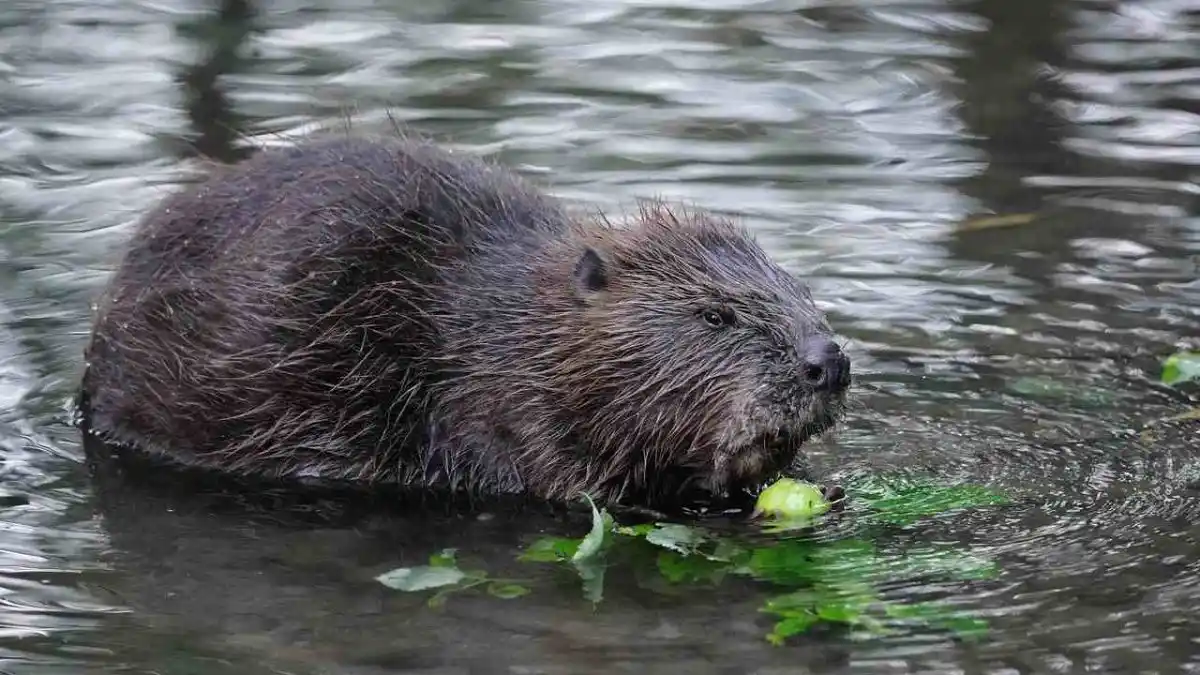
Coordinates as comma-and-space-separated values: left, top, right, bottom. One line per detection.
81, 135, 570, 481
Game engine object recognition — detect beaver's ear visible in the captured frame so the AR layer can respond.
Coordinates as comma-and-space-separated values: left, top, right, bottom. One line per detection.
573, 246, 609, 297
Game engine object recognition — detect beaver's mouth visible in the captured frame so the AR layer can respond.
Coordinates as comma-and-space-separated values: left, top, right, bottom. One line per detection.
760, 404, 840, 452
725, 408, 841, 483
672, 428, 812, 510
662, 403, 845, 509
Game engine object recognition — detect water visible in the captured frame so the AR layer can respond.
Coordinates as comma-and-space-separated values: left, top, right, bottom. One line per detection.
0, 0, 1197, 672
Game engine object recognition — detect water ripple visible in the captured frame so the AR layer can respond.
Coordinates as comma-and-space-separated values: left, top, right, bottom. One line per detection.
0, 0, 1196, 672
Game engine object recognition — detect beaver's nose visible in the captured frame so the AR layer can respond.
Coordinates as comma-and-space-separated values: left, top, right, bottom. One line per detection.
800, 337, 851, 393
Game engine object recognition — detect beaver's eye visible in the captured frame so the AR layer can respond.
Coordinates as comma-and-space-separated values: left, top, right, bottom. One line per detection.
700, 307, 735, 328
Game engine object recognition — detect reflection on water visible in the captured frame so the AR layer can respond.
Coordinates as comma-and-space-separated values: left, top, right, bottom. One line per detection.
0, 0, 1197, 672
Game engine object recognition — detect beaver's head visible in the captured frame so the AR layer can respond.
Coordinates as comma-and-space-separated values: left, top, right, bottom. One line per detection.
560, 202, 851, 506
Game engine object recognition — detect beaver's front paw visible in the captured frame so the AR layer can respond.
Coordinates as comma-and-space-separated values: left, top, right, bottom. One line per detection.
821, 484, 846, 512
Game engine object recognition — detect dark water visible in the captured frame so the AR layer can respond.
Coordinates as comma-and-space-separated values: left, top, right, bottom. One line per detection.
1, 0, 1198, 672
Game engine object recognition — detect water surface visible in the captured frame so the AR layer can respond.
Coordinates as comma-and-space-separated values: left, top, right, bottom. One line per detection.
0, 0, 1197, 673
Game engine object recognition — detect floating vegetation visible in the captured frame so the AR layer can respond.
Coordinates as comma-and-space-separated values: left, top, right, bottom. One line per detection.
377, 476, 1011, 645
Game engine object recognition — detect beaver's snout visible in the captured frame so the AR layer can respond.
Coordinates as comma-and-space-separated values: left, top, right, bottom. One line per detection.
799, 336, 851, 395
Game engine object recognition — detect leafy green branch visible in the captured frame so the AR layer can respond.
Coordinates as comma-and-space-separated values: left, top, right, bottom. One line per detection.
376, 476, 1010, 646
375, 548, 530, 607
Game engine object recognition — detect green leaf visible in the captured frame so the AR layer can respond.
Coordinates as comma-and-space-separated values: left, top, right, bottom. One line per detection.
613, 523, 657, 538
847, 475, 1010, 526
742, 541, 826, 586
644, 523, 707, 555
815, 602, 862, 624
745, 538, 881, 588
883, 600, 945, 621
810, 578, 880, 610
655, 551, 727, 585
708, 538, 751, 565
575, 557, 607, 605
428, 548, 457, 568
765, 612, 820, 645
376, 565, 466, 592
760, 589, 820, 615
573, 494, 613, 563
486, 582, 531, 600
1163, 352, 1200, 386
520, 537, 580, 563
655, 551, 692, 584
558, 495, 613, 604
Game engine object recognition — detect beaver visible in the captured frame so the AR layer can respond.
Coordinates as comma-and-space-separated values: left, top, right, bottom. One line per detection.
78, 134, 851, 511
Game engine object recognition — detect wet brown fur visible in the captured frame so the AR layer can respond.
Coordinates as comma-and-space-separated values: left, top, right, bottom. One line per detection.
79, 133, 848, 509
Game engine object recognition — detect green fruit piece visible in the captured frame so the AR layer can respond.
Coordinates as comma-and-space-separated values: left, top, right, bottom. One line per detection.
754, 478, 831, 519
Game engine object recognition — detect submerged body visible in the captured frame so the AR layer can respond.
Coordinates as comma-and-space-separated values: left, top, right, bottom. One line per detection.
79, 135, 851, 509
